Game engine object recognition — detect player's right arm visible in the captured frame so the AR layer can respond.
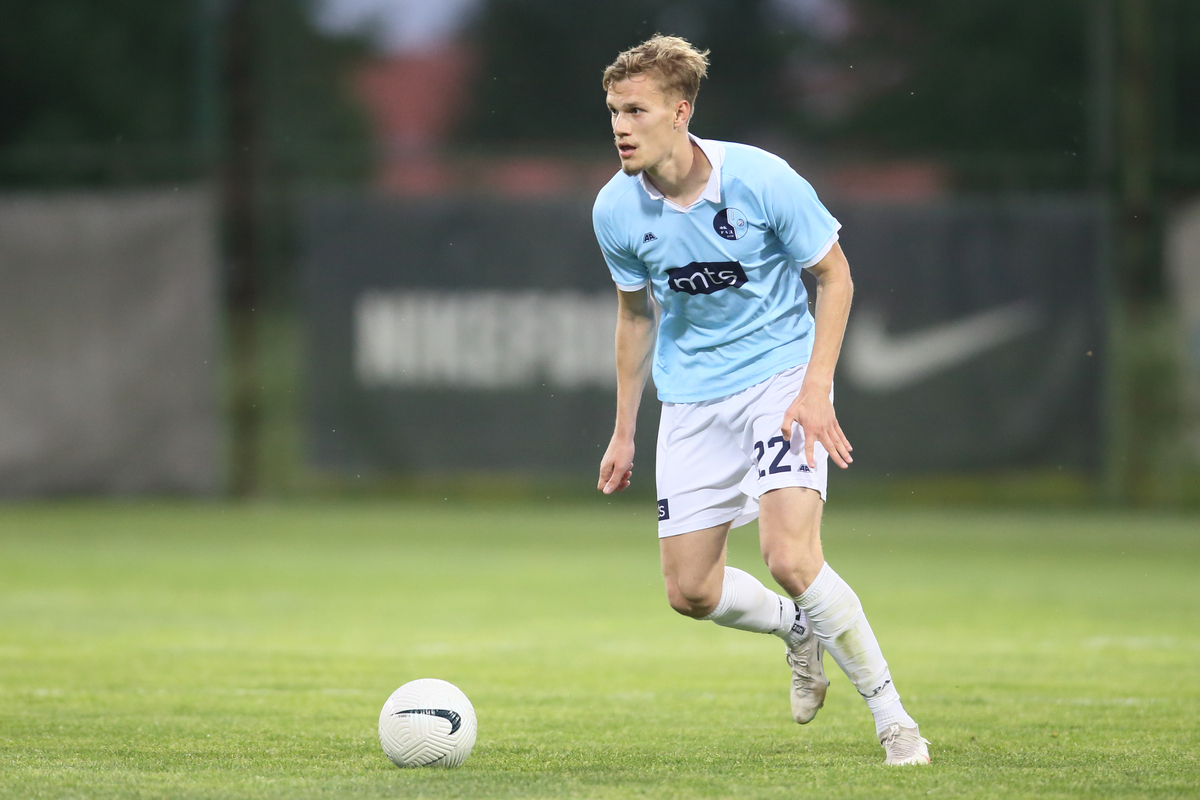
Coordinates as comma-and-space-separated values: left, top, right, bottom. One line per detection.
598, 286, 656, 494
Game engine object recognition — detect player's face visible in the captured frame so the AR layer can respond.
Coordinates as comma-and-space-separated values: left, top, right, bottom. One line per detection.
606, 74, 687, 176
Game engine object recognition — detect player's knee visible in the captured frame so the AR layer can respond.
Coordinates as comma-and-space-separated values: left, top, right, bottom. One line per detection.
664, 580, 719, 619
762, 548, 822, 596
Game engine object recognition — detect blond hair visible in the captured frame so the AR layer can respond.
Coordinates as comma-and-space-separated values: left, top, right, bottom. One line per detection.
602, 35, 711, 106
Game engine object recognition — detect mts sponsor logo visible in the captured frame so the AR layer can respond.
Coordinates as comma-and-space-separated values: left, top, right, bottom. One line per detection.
665, 261, 748, 295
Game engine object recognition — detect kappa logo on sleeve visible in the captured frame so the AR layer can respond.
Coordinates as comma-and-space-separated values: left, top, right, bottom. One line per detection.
657, 499, 670, 521
665, 261, 748, 295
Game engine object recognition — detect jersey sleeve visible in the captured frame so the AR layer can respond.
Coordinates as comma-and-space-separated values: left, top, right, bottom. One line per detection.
592, 200, 649, 291
761, 163, 841, 269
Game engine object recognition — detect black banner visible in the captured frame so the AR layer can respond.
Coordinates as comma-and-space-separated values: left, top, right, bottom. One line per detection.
301, 195, 1107, 476
833, 200, 1107, 472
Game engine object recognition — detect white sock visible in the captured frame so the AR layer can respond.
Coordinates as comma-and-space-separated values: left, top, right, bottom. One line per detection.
869, 696, 914, 735
701, 566, 805, 645
794, 562, 917, 736
782, 604, 811, 648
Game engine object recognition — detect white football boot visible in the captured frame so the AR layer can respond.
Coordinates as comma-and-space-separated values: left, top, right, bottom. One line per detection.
880, 723, 931, 765
785, 630, 828, 724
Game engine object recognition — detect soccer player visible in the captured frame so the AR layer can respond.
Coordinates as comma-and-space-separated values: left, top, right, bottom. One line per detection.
592, 35, 930, 766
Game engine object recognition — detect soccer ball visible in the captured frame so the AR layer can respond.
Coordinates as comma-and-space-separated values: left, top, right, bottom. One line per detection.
378, 679, 477, 768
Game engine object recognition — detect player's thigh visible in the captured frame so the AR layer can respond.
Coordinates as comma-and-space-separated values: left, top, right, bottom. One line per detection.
659, 521, 731, 607
743, 364, 830, 502
656, 399, 756, 539
757, 486, 825, 592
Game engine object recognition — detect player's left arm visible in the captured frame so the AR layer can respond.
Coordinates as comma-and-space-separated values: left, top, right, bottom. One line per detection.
780, 241, 854, 469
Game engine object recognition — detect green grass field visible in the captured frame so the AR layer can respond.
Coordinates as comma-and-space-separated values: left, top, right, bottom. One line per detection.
1, 500, 1197, 799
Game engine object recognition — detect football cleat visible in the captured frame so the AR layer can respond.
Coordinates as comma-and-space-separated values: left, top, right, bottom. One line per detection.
785, 631, 828, 724
880, 723, 931, 766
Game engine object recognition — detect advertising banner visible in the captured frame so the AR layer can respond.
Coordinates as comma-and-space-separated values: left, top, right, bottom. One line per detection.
0, 190, 221, 495
1167, 199, 1200, 465
303, 195, 1107, 476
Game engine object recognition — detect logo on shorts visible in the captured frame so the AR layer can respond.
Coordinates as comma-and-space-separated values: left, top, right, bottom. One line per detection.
713, 208, 748, 240
657, 499, 670, 521
665, 261, 748, 295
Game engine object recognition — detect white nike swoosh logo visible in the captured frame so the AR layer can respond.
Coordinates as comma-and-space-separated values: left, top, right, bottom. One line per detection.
844, 301, 1043, 391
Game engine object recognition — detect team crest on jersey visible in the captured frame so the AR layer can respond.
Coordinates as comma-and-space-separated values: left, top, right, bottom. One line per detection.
713, 208, 748, 240
643, 231, 658, 243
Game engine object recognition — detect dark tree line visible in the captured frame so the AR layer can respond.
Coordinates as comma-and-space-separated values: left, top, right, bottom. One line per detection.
461, 0, 1198, 186
2, 0, 1195, 194
0, 0, 371, 186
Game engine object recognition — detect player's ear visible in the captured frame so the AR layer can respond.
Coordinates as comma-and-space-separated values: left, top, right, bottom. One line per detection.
675, 99, 691, 128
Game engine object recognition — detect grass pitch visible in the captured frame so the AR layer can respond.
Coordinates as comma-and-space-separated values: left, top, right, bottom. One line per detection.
1, 500, 1197, 799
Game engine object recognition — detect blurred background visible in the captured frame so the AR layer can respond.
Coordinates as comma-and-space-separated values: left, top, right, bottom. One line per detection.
1, 0, 1198, 508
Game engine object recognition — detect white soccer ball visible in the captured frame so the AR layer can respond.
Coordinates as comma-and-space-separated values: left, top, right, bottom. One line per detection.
378, 678, 477, 768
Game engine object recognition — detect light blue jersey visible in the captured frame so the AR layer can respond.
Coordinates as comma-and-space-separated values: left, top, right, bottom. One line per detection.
592, 135, 841, 403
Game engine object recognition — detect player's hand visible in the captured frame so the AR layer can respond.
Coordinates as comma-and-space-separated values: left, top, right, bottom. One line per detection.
598, 434, 636, 494
780, 383, 853, 470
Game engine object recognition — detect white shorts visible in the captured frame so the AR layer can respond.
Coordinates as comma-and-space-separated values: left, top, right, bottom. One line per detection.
655, 363, 830, 538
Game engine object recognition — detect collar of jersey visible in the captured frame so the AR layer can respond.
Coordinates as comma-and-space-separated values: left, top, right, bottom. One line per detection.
637, 133, 726, 213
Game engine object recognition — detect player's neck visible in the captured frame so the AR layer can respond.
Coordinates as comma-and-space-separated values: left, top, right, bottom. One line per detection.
645, 135, 711, 208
